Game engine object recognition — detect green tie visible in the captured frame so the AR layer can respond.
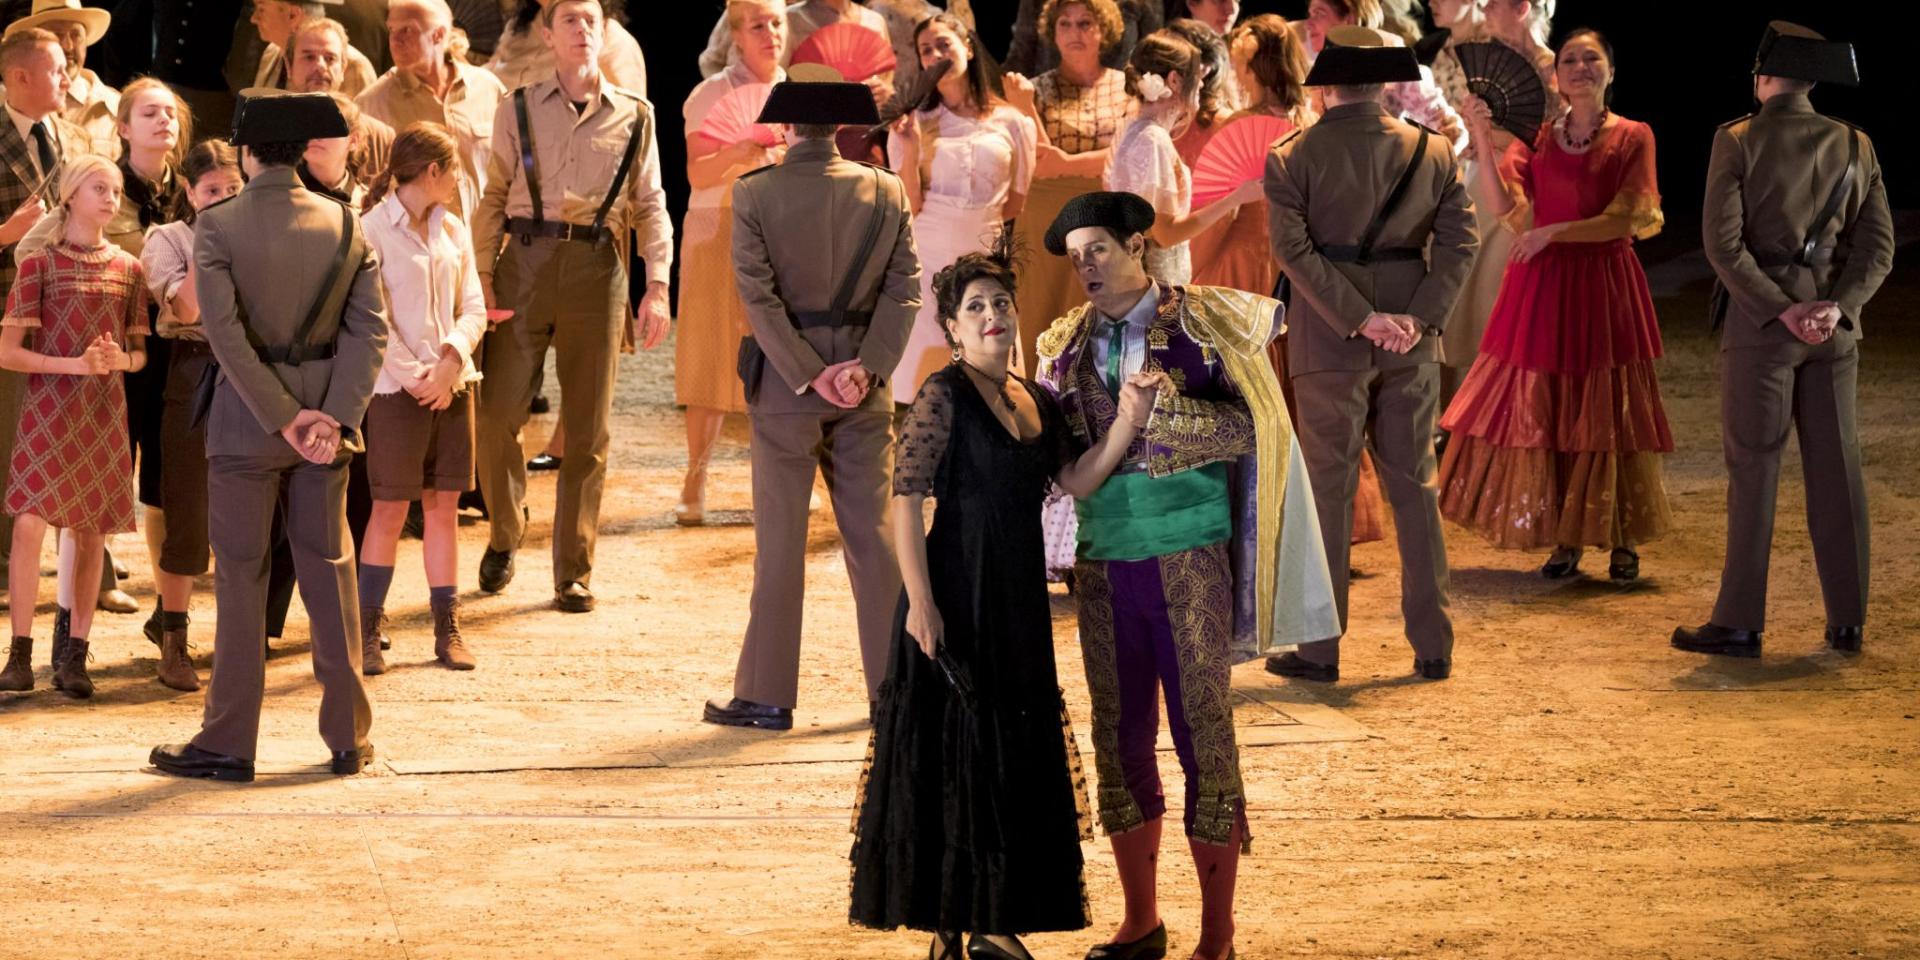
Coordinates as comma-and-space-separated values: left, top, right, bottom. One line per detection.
1104, 319, 1128, 395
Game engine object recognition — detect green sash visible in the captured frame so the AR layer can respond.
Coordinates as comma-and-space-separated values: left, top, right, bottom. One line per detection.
1076, 462, 1231, 562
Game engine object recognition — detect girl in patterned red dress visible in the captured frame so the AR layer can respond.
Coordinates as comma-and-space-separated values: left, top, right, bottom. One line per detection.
0, 155, 149, 699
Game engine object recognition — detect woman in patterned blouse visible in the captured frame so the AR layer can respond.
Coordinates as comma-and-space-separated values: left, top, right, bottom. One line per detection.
1002, 0, 1138, 372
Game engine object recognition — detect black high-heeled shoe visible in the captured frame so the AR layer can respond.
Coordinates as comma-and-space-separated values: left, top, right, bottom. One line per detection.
968, 934, 1033, 960
1086, 922, 1168, 960
1541, 547, 1583, 579
928, 931, 962, 960
1608, 547, 1640, 582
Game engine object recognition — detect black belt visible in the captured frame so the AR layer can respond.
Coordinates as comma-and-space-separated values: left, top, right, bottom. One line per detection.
791, 310, 873, 330
1753, 247, 1835, 269
506, 217, 612, 245
254, 342, 337, 364
1318, 244, 1425, 264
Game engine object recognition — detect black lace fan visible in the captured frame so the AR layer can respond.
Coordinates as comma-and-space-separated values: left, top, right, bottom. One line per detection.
1451, 41, 1549, 143
869, 57, 956, 136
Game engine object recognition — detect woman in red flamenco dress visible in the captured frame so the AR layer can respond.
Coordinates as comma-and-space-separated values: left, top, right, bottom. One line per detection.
1437, 28, 1673, 582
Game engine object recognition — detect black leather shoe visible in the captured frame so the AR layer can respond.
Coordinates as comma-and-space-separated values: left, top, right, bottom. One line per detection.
1826, 625, 1864, 653
1085, 922, 1168, 960
967, 933, 1032, 960
1608, 547, 1640, 582
1671, 623, 1762, 658
330, 743, 375, 775
150, 743, 255, 783
1541, 547, 1582, 579
478, 547, 515, 593
554, 581, 595, 613
527, 453, 562, 471
529, 394, 550, 414
702, 697, 793, 731
1265, 651, 1337, 683
457, 488, 488, 519
1415, 657, 1452, 680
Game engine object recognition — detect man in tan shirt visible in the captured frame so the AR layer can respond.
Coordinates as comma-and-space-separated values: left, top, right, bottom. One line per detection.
1673, 23, 1895, 660
471, 0, 672, 614
357, 0, 505, 218
2, 0, 118, 160
253, 0, 380, 96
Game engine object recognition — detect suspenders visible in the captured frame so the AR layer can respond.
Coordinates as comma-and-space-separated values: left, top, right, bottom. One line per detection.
509, 87, 645, 246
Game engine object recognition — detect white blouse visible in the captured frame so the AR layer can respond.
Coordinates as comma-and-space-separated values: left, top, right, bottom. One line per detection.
1104, 114, 1191, 285
138, 220, 200, 341
890, 103, 1037, 212
361, 194, 489, 396
683, 62, 788, 210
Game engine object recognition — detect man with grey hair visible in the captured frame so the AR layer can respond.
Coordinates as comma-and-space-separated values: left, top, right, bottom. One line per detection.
253, 0, 378, 96
357, 0, 506, 218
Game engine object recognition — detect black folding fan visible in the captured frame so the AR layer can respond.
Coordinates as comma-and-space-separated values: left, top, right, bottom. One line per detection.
1451, 41, 1550, 142
869, 57, 956, 136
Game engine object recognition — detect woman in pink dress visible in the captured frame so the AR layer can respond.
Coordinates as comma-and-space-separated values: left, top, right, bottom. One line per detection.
0, 156, 149, 699
1438, 29, 1673, 582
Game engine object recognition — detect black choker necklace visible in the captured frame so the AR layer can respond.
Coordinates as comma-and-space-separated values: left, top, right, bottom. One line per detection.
958, 358, 1013, 408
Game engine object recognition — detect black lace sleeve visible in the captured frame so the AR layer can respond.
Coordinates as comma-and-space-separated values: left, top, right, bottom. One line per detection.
892, 370, 958, 497
1027, 375, 1083, 475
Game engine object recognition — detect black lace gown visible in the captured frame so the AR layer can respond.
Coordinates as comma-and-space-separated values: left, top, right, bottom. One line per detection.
849, 364, 1093, 936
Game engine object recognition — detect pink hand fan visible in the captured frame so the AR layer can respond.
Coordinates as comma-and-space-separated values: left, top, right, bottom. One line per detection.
695, 82, 780, 149
1189, 115, 1296, 208
789, 22, 897, 83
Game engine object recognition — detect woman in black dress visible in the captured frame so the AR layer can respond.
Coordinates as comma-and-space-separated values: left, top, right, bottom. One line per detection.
850, 247, 1155, 959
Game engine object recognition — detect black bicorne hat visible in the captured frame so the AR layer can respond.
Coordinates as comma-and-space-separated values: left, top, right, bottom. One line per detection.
1044, 191, 1156, 256
230, 88, 349, 146
1303, 26, 1422, 87
755, 81, 882, 126
1753, 21, 1858, 86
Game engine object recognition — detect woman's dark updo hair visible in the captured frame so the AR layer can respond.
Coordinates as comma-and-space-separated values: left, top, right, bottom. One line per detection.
1125, 29, 1204, 103
933, 235, 1021, 345
1162, 18, 1230, 128
1555, 27, 1615, 106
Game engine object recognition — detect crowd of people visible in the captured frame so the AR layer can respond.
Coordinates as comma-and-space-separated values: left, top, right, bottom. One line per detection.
0, 1, 1894, 959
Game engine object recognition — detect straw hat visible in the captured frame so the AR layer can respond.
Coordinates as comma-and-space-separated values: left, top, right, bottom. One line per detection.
5, 0, 112, 47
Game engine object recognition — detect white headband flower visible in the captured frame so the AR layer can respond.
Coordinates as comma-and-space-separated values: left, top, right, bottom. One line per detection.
1136, 72, 1172, 103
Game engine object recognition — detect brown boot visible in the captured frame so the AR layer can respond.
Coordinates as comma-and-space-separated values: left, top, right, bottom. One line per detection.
0, 637, 31, 691
54, 638, 93, 699
360, 607, 387, 676
157, 623, 201, 692
432, 595, 475, 670
49, 607, 69, 690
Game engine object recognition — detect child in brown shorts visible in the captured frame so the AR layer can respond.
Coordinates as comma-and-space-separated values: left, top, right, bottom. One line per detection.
356, 123, 486, 674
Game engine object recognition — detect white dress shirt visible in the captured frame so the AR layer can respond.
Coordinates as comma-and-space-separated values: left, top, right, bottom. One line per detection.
362, 193, 489, 395
1088, 282, 1158, 391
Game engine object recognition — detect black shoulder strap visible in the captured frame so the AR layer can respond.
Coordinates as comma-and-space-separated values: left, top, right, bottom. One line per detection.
285, 205, 359, 365
1797, 127, 1859, 267
515, 88, 543, 224
592, 108, 646, 234
829, 168, 889, 322
1356, 126, 1431, 264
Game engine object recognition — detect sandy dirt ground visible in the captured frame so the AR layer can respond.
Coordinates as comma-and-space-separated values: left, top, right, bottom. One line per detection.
0, 270, 1916, 960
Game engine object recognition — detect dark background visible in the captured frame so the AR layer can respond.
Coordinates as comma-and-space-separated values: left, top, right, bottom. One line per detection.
634, 1, 1912, 270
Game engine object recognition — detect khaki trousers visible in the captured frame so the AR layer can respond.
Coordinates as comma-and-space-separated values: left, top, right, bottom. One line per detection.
732, 407, 899, 709
194, 449, 371, 761
1711, 338, 1868, 632
477, 236, 626, 587
1292, 363, 1454, 665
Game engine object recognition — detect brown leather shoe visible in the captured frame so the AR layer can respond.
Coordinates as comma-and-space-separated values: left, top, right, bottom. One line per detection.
54, 638, 93, 699
432, 596, 476, 670
157, 626, 201, 692
97, 588, 139, 614
360, 607, 388, 676
0, 637, 31, 692
50, 607, 70, 688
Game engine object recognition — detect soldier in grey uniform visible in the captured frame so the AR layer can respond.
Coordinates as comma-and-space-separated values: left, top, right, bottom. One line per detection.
1673, 22, 1894, 659
703, 81, 920, 731
150, 90, 387, 783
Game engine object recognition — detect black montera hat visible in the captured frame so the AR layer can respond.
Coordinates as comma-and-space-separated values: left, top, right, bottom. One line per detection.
755, 81, 881, 126
1044, 191, 1156, 256
1754, 21, 1858, 86
231, 88, 349, 146
1303, 26, 1422, 87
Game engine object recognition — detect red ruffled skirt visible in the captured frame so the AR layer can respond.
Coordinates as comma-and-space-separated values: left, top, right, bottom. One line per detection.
1437, 238, 1674, 550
